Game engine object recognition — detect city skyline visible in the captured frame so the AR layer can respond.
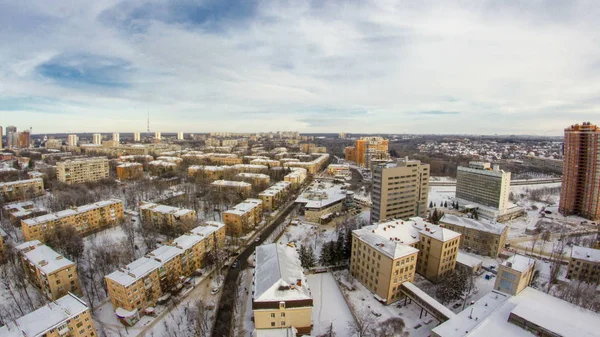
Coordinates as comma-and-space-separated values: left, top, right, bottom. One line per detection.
1, 1, 599, 135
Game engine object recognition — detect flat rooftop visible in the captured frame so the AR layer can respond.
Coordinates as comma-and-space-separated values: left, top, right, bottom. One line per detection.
16, 240, 75, 275
139, 202, 194, 217
23, 199, 122, 227
501, 254, 535, 272
440, 214, 507, 235
571, 245, 600, 263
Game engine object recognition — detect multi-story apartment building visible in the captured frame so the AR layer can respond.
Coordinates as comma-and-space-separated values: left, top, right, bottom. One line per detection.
0, 293, 97, 337
0, 178, 44, 202
3, 201, 48, 225
283, 154, 329, 174
236, 173, 270, 186
250, 158, 281, 167
295, 181, 351, 223
344, 136, 389, 168
259, 181, 292, 212
494, 254, 535, 295
456, 162, 511, 211
56, 157, 110, 184
188, 165, 234, 181
16, 240, 81, 300
211, 180, 252, 196
232, 164, 269, 173
22, 199, 124, 241
210, 154, 243, 165
253, 244, 313, 334
223, 199, 263, 235
559, 122, 600, 220
92, 133, 102, 145
139, 202, 197, 228
566, 246, 600, 284
371, 158, 429, 223
106, 222, 226, 326
352, 217, 461, 293
67, 134, 78, 146
116, 162, 144, 180
327, 164, 351, 177
284, 168, 307, 187
439, 214, 508, 257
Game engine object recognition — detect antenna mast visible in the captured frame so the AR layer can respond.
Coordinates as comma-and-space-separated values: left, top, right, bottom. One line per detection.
147, 110, 150, 132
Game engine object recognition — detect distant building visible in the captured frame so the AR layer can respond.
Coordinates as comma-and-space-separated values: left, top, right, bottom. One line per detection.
259, 181, 292, 212
92, 133, 102, 145
56, 157, 109, 184
177, 132, 184, 140
524, 155, 563, 174
155, 131, 161, 141
494, 254, 535, 295
560, 122, 600, 220
0, 228, 7, 262
0, 126, 3, 150
223, 198, 263, 235
2, 201, 48, 225
45, 138, 63, 149
338, 132, 346, 139
282, 154, 329, 174
133, 132, 141, 142
327, 163, 351, 177
566, 246, 600, 284
67, 134, 78, 146
6, 126, 17, 149
456, 162, 511, 211
284, 168, 307, 187
17, 130, 31, 148
0, 178, 45, 202
236, 172, 270, 186
371, 158, 430, 223
211, 180, 252, 196
139, 202, 197, 228
252, 244, 313, 335
344, 136, 389, 168
116, 162, 144, 180
112, 132, 120, 143
439, 214, 508, 257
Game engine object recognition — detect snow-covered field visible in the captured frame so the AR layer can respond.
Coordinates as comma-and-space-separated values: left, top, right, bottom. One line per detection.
307, 273, 355, 336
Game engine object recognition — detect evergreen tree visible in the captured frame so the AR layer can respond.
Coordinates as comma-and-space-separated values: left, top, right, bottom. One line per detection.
306, 246, 316, 268
335, 232, 346, 264
298, 245, 308, 268
429, 201, 433, 208
344, 228, 353, 259
444, 201, 448, 208
319, 242, 333, 266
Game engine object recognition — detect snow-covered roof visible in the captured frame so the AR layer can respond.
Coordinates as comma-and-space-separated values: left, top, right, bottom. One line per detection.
259, 181, 291, 196
172, 234, 203, 250
190, 222, 225, 237
3, 201, 46, 216
571, 246, 600, 263
16, 240, 75, 275
148, 245, 182, 264
402, 282, 456, 319
501, 254, 534, 272
105, 257, 162, 287
0, 293, 89, 337
0, 178, 43, 188
295, 182, 348, 209
237, 173, 269, 179
139, 202, 194, 217
456, 252, 483, 268
253, 244, 312, 303
148, 160, 177, 167
224, 199, 263, 216
353, 225, 419, 259
232, 164, 268, 170
440, 214, 507, 235
57, 156, 108, 165
410, 217, 462, 242
117, 162, 142, 168
189, 165, 232, 172
23, 199, 122, 227
212, 180, 252, 188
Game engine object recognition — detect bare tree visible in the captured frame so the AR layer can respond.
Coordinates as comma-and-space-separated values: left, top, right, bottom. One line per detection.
372, 317, 405, 337
547, 232, 568, 293
348, 308, 375, 337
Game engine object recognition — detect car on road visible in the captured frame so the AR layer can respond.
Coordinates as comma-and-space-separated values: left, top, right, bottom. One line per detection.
452, 303, 462, 309
255, 237, 261, 243
211, 287, 220, 295
232, 260, 239, 268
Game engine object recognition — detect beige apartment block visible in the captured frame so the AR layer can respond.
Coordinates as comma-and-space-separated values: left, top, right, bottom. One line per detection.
371, 158, 430, 223
16, 240, 81, 300
259, 181, 292, 212
494, 254, 535, 295
22, 199, 124, 242
188, 165, 234, 181
116, 162, 144, 180
253, 244, 313, 335
566, 246, 600, 284
250, 159, 281, 167
0, 293, 97, 337
139, 202, 197, 228
283, 154, 330, 174
211, 180, 252, 196
327, 164, 351, 177
106, 222, 225, 326
232, 164, 269, 173
456, 162, 511, 211
284, 168, 307, 187
210, 154, 243, 165
57, 157, 109, 184
223, 198, 263, 235
236, 173, 270, 186
0, 178, 45, 202
439, 214, 508, 257
3, 201, 48, 225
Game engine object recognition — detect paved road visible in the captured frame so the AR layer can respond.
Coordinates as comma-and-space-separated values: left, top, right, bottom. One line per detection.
211, 202, 298, 337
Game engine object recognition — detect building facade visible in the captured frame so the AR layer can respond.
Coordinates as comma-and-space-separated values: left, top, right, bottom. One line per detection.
223, 199, 263, 236
439, 214, 508, 257
494, 254, 535, 295
344, 136, 389, 168
56, 157, 110, 184
566, 246, 600, 284
116, 163, 144, 180
456, 162, 511, 211
259, 181, 292, 212
559, 122, 600, 220
0, 178, 45, 202
371, 158, 430, 223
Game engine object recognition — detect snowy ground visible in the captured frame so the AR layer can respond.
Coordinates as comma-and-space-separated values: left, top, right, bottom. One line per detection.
307, 273, 355, 336
277, 222, 338, 258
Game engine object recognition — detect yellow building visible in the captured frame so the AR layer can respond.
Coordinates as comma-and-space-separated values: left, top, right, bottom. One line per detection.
253, 244, 313, 335
439, 214, 508, 257
0, 178, 44, 202
2, 201, 47, 225
284, 168, 307, 187
0, 293, 97, 337
116, 163, 144, 180
210, 154, 243, 165
232, 164, 269, 173
22, 199, 124, 242
223, 199, 263, 235
345, 137, 389, 168
494, 254, 535, 295
188, 165, 235, 181
139, 202, 196, 228
259, 181, 292, 212
56, 157, 109, 184
566, 246, 600, 284
16, 240, 81, 300
283, 154, 330, 174
236, 173, 270, 186
250, 159, 281, 167
327, 164, 351, 177
211, 180, 252, 196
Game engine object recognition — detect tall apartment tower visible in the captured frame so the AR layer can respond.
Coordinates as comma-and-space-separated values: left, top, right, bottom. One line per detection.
559, 122, 600, 220
371, 158, 430, 223
155, 131, 162, 141
133, 132, 141, 142
67, 134, 78, 146
17, 130, 31, 148
456, 162, 511, 210
6, 126, 17, 148
177, 132, 184, 140
345, 136, 389, 168
112, 132, 120, 143
0, 126, 3, 150
92, 133, 102, 145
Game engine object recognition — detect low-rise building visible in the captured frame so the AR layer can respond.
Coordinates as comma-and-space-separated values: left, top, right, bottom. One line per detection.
56, 157, 109, 184
250, 159, 281, 167
0, 178, 45, 202
283, 154, 329, 174
116, 162, 144, 180
22, 199, 124, 241
211, 180, 252, 195
236, 173, 270, 186
188, 165, 234, 181
439, 214, 508, 257
284, 168, 307, 187
253, 244, 313, 335
259, 181, 292, 212
139, 202, 197, 228
223, 199, 263, 235
327, 164, 351, 177
295, 181, 352, 223
232, 164, 269, 173
2, 201, 48, 225
16, 240, 81, 300
0, 293, 97, 337
494, 254, 535, 295
210, 154, 243, 165
455, 252, 483, 275
566, 246, 600, 284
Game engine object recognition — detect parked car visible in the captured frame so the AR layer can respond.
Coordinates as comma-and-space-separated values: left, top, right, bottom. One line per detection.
452, 303, 462, 309
232, 260, 239, 268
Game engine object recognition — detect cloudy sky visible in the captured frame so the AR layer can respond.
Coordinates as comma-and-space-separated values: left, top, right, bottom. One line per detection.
1, 1, 599, 135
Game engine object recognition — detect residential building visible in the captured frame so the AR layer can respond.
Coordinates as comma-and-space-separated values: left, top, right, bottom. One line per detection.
566, 245, 600, 284
155, 131, 161, 141
16, 240, 81, 300
439, 214, 508, 257
494, 254, 535, 295
112, 132, 120, 143
177, 132, 184, 140
139, 202, 196, 227
250, 158, 281, 167
45, 138, 62, 149
67, 134, 78, 146
232, 164, 269, 173
0, 126, 3, 150
344, 136, 389, 168
188, 165, 235, 181
106, 222, 225, 326
56, 157, 110, 184
209, 154, 243, 165
0, 178, 45, 202
371, 158, 429, 223
283, 154, 329, 174
327, 164, 351, 177
0, 293, 97, 337
18, 130, 31, 148
211, 180, 252, 196
259, 181, 292, 212
133, 132, 141, 142
295, 181, 352, 223
116, 162, 144, 180
236, 173, 270, 186
253, 244, 313, 334
2, 201, 48, 225
22, 199, 124, 241
6, 126, 17, 148
352, 217, 460, 289
456, 162, 511, 211
223, 198, 263, 235
93, 133, 102, 145
432, 287, 600, 337
560, 122, 600, 220
284, 168, 307, 187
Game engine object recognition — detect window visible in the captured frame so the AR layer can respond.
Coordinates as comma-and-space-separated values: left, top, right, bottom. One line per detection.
281, 321, 286, 326
270, 313, 275, 318
281, 313, 285, 317
271, 322, 276, 327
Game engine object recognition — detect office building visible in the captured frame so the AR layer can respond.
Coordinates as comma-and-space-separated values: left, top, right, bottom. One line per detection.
253, 244, 313, 335
67, 134, 78, 146
344, 136, 389, 168
0, 178, 45, 202
259, 181, 292, 212
371, 158, 430, 223
177, 132, 184, 140
566, 246, 600, 284
559, 122, 600, 220
0, 293, 97, 337
223, 198, 263, 235
133, 132, 141, 142
16, 240, 81, 300
112, 132, 120, 143
139, 202, 197, 227
439, 214, 508, 257
56, 157, 109, 184
116, 162, 144, 180
22, 199, 124, 241
494, 254, 535, 295
456, 162, 511, 211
